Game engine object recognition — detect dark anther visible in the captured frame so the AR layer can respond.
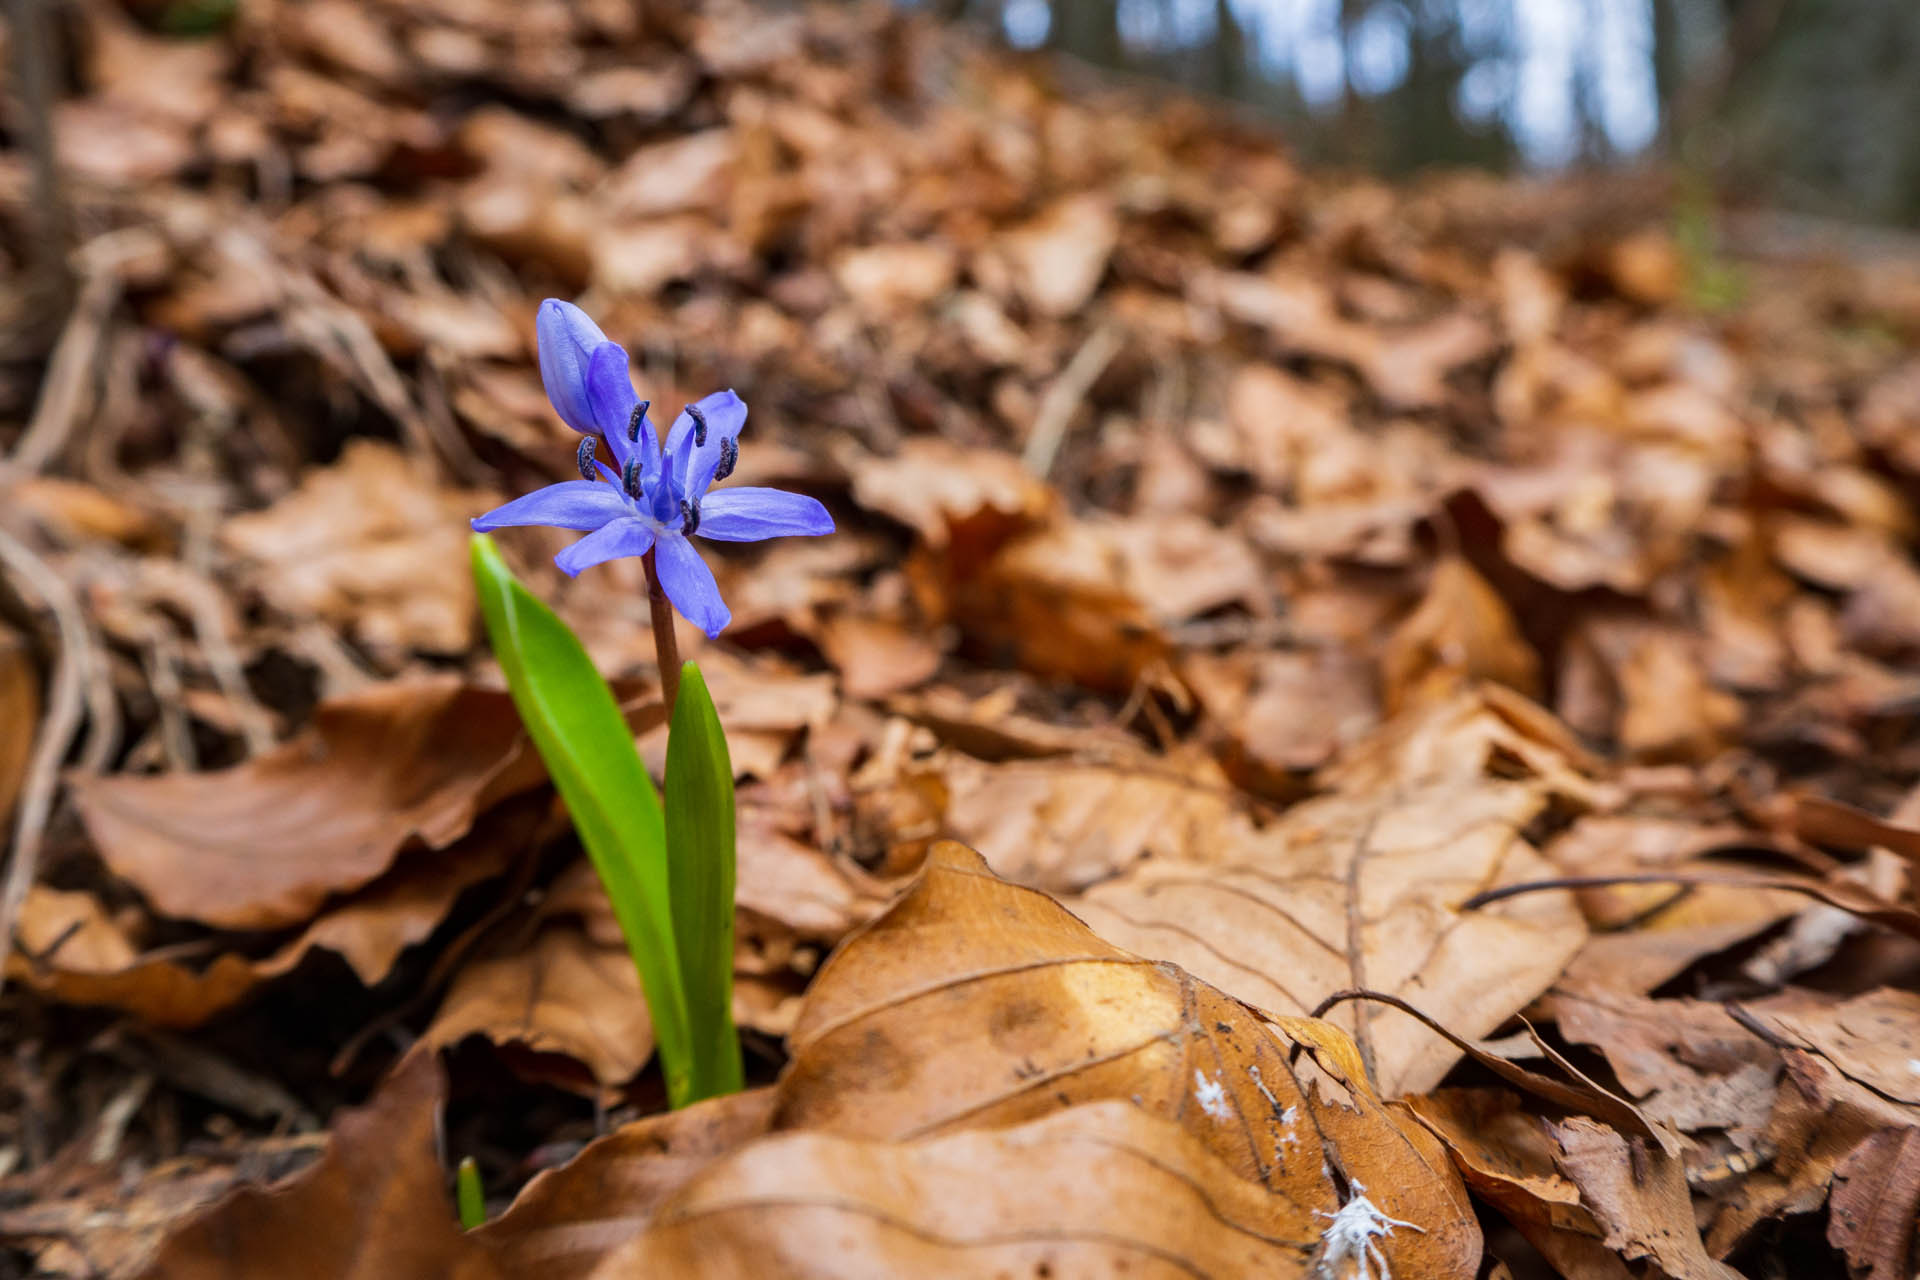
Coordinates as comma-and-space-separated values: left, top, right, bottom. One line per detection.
626, 400, 651, 443
576, 436, 598, 480
680, 497, 700, 536
622, 453, 643, 498
714, 436, 739, 481
685, 403, 709, 447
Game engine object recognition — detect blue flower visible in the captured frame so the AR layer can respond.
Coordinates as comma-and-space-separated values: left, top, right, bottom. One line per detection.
472, 299, 833, 638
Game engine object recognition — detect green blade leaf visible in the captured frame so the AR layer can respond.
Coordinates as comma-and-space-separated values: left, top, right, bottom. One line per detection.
455, 1157, 485, 1230
469, 534, 694, 1106
664, 661, 743, 1100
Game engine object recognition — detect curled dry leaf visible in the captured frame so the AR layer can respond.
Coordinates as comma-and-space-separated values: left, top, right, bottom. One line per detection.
220, 440, 495, 659
934, 749, 1255, 894
9, 800, 531, 1027
424, 924, 656, 1094
1548, 1118, 1741, 1280
1407, 1089, 1638, 1280
475, 1089, 779, 1279
1708, 1049, 1920, 1256
1184, 646, 1381, 795
136, 1052, 501, 1280
848, 438, 1058, 552
928, 517, 1169, 692
1381, 555, 1541, 713
1069, 689, 1593, 1096
596, 1102, 1408, 1279
1826, 1125, 1920, 1280
770, 841, 1482, 1277
71, 678, 546, 930
985, 193, 1118, 319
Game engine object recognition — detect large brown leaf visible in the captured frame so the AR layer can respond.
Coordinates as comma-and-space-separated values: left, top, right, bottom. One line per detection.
1068, 689, 1593, 1095
71, 678, 547, 929
9, 800, 530, 1027
137, 1052, 501, 1280
595, 1103, 1403, 1278
771, 841, 1483, 1275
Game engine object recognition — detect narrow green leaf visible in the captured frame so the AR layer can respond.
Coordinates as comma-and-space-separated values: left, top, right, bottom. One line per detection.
455, 1157, 485, 1230
468, 534, 695, 1107
663, 661, 744, 1100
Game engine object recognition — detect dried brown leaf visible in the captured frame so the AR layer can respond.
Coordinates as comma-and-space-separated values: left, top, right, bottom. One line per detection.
1548, 1117, 1740, 1280
137, 1053, 500, 1280
1070, 690, 1592, 1095
425, 924, 655, 1093
220, 441, 493, 659
475, 1089, 778, 1279
772, 842, 1483, 1277
71, 678, 544, 929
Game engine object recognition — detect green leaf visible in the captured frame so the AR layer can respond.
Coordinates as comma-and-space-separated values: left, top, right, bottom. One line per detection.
664, 662, 743, 1101
455, 1157, 485, 1230
468, 534, 694, 1107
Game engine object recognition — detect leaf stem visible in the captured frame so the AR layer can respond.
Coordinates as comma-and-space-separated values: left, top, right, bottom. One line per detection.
643, 548, 680, 714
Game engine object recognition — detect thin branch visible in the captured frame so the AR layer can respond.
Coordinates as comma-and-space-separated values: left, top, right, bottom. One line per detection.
0, 528, 93, 986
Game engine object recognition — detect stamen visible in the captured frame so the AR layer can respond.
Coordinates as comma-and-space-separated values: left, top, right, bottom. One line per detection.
576, 436, 598, 480
626, 399, 651, 443
714, 436, 739, 481
685, 403, 708, 447
622, 453, 643, 498
680, 497, 700, 536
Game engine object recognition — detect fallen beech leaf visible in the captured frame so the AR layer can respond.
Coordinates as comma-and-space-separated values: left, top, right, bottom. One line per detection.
1548, 990, 1777, 1144
1070, 690, 1592, 1095
9, 803, 529, 1027
425, 924, 656, 1094
596, 1102, 1414, 1279
938, 518, 1169, 691
848, 438, 1058, 551
72, 678, 546, 930
832, 242, 957, 317
814, 612, 942, 700
1735, 988, 1920, 1106
935, 749, 1255, 893
221, 441, 494, 659
1827, 1126, 1920, 1280
138, 1053, 500, 1279
772, 842, 1483, 1276
987, 194, 1118, 319
1099, 512, 1268, 624
1548, 1117, 1741, 1280
1408, 1089, 1636, 1280
1382, 555, 1542, 712
1707, 1049, 1920, 1255
1184, 647, 1381, 790
476, 1089, 778, 1278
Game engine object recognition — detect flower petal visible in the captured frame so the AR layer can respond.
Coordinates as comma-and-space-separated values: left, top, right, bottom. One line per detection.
536, 299, 611, 436
553, 518, 656, 577
653, 533, 730, 637
471, 481, 630, 532
696, 487, 834, 542
585, 342, 640, 440
663, 390, 747, 501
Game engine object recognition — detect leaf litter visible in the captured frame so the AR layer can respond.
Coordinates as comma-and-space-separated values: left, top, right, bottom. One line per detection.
3, 0, 1920, 1276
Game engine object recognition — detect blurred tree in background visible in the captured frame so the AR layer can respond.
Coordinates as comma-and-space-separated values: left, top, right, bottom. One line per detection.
929, 0, 1920, 225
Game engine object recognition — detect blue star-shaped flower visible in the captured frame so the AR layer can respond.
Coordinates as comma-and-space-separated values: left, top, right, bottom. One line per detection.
472, 299, 833, 638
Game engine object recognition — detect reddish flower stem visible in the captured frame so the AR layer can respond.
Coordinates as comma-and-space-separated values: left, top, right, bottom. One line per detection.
642, 548, 680, 715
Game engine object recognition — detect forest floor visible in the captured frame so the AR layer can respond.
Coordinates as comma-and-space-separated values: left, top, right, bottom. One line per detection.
5, 2, 1920, 1277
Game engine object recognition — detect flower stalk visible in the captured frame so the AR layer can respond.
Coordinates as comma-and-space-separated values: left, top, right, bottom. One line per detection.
643, 548, 681, 714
